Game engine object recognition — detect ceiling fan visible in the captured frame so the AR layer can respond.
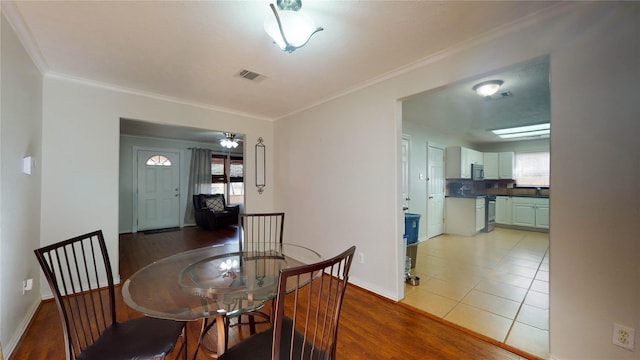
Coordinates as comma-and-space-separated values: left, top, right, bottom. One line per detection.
220, 132, 243, 149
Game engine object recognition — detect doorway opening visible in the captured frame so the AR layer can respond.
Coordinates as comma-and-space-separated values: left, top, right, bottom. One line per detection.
399, 57, 551, 359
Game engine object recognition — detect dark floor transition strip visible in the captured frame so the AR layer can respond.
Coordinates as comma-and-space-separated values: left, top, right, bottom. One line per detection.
143, 227, 180, 234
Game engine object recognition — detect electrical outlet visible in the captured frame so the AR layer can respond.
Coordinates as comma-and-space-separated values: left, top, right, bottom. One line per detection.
22, 278, 33, 295
356, 252, 365, 264
613, 323, 635, 351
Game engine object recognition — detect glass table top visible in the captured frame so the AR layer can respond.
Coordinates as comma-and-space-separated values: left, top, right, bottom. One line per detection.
122, 243, 322, 321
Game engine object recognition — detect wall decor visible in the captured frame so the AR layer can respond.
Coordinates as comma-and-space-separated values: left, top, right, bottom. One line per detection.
256, 137, 266, 194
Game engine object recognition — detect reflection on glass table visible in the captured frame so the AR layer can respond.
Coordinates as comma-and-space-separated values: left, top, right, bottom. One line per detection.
122, 243, 322, 358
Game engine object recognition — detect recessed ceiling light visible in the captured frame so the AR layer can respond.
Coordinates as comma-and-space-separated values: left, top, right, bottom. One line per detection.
491, 123, 550, 139
473, 80, 504, 97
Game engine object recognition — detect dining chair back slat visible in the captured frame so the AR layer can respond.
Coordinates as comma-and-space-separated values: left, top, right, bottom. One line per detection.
35, 230, 186, 360
272, 246, 355, 360
218, 245, 356, 360
240, 213, 285, 253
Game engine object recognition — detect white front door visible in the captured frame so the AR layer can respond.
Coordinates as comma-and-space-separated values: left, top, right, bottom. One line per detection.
427, 144, 445, 238
136, 150, 180, 231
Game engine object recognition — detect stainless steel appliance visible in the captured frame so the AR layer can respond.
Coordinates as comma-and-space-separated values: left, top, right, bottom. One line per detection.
484, 195, 496, 232
471, 164, 484, 180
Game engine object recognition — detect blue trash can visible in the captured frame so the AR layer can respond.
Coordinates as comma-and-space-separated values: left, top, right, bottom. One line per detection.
404, 213, 420, 244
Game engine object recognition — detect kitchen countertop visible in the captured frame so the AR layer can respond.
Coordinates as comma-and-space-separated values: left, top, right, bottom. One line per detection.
509, 194, 550, 198
446, 194, 486, 198
447, 194, 549, 199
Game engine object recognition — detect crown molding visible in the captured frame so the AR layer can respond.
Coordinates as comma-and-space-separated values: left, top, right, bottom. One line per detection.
274, 1, 574, 121
1, 1, 49, 75
44, 71, 273, 122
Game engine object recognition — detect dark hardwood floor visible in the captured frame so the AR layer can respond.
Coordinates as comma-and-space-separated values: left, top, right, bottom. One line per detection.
10, 226, 538, 359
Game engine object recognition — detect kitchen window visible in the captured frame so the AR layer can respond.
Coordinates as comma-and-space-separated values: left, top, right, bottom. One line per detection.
514, 152, 550, 187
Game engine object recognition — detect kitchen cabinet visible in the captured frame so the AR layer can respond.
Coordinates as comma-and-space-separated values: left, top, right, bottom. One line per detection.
498, 152, 514, 179
483, 152, 514, 180
446, 146, 483, 179
511, 197, 549, 229
495, 196, 512, 224
483, 153, 499, 179
445, 197, 485, 236
480, 152, 513, 180
475, 199, 485, 232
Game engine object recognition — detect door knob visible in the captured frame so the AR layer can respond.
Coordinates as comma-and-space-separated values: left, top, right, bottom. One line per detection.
428, 196, 434, 199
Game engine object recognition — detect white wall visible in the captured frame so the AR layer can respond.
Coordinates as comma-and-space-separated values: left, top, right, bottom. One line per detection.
274, 2, 640, 359
119, 134, 245, 233
40, 77, 275, 290
0, 11, 43, 356
549, 4, 639, 358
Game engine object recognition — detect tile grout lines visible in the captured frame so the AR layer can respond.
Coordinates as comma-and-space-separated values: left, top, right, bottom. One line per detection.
503, 245, 550, 342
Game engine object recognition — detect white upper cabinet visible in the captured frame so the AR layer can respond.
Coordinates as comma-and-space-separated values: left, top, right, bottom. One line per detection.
498, 152, 514, 179
483, 152, 499, 179
446, 146, 483, 179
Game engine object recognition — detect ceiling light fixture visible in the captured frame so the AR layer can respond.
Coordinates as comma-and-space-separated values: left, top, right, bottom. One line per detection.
264, 0, 323, 52
220, 133, 239, 148
473, 80, 504, 97
491, 123, 550, 139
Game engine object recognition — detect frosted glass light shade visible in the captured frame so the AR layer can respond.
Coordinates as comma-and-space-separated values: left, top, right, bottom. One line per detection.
264, 10, 318, 50
473, 80, 504, 97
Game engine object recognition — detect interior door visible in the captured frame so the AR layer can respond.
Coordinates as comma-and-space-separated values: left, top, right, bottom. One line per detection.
136, 150, 180, 231
427, 144, 445, 238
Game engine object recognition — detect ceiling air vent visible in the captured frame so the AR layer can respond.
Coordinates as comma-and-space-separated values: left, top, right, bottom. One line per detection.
483, 90, 513, 101
238, 69, 262, 81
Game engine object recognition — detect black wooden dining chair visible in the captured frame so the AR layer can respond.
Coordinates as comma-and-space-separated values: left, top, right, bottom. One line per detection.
34, 230, 187, 360
240, 212, 285, 253
237, 213, 286, 332
218, 245, 356, 360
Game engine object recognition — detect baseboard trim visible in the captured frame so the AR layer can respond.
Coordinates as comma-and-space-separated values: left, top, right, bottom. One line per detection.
4, 298, 40, 359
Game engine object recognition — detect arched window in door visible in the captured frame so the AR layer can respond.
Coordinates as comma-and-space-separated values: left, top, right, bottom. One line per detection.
146, 155, 172, 166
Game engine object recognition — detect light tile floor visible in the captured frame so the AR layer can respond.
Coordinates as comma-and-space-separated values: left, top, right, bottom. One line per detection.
401, 227, 549, 359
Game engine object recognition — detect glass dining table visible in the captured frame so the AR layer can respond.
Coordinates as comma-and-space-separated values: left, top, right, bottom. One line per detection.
122, 242, 322, 358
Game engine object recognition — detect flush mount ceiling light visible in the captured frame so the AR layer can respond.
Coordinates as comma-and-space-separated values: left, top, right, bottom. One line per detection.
264, 0, 323, 52
220, 133, 239, 148
491, 123, 550, 139
472, 80, 504, 97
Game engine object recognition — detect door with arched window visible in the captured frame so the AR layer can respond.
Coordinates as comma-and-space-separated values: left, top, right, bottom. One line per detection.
136, 150, 180, 231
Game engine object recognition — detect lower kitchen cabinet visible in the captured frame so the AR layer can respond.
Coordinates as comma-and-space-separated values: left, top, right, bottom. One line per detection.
511, 197, 549, 229
496, 196, 512, 224
445, 197, 485, 236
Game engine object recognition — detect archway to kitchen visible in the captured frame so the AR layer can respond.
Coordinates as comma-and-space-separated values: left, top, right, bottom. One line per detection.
399, 57, 550, 359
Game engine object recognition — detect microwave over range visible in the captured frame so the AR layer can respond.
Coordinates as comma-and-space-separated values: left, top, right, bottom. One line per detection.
471, 164, 484, 180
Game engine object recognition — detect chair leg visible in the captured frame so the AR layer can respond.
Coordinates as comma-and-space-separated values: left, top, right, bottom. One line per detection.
193, 315, 230, 359
248, 315, 257, 334
184, 325, 188, 360
170, 325, 187, 360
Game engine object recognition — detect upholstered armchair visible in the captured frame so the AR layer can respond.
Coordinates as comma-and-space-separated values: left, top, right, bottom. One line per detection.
192, 194, 240, 230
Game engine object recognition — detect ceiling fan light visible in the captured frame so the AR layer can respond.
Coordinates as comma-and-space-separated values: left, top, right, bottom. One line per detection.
220, 133, 239, 148
473, 80, 504, 97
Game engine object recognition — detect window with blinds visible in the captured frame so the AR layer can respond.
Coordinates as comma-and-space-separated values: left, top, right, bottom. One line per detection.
211, 155, 244, 200
514, 152, 550, 186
